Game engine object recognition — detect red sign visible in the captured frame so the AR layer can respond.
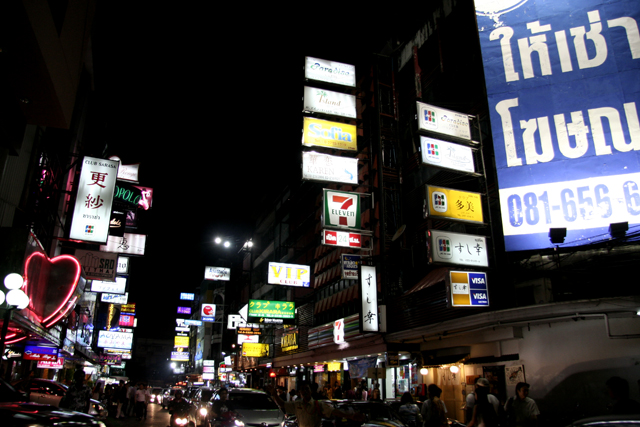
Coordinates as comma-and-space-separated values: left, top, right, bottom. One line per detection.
322, 230, 362, 248
37, 357, 64, 369
24, 352, 58, 361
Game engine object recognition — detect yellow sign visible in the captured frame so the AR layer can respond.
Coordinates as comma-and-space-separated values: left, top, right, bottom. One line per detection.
281, 331, 298, 352
302, 117, 357, 151
242, 343, 270, 357
327, 362, 342, 371
426, 185, 483, 223
174, 336, 189, 348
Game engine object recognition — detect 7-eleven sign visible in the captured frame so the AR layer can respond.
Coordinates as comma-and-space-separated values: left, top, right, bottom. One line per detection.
323, 189, 361, 229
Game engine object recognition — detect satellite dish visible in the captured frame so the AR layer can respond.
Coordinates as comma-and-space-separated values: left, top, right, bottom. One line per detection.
392, 225, 406, 242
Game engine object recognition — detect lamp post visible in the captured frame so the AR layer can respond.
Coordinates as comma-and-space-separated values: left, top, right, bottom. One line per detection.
0, 273, 30, 360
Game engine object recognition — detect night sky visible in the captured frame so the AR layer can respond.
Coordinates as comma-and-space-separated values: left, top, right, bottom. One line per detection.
90, 5, 423, 339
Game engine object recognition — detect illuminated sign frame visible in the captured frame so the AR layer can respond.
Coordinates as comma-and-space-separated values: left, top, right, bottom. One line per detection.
429, 230, 489, 267
303, 86, 357, 118
248, 299, 295, 320
302, 151, 358, 185
416, 101, 472, 141
302, 117, 357, 151
323, 189, 362, 230
204, 266, 230, 281
267, 262, 310, 287
241, 342, 270, 357
425, 185, 484, 224
447, 271, 489, 308
420, 136, 475, 173
359, 265, 379, 333
305, 56, 356, 87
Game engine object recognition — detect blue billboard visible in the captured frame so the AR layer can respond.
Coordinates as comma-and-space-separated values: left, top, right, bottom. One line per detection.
476, 0, 640, 251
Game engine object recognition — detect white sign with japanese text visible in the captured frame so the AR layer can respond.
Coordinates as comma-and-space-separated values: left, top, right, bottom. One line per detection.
100, 234, 146, 256
304, 86, 357, 118
430, 230, 488, 267
305, 57, 356, 87
360, 266, 379, 332
70, 157, 119, 243
420, 136, 475, 173
302, 151, 358, 185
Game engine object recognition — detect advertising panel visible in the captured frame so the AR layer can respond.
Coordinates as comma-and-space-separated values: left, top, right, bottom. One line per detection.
241, 342, 270, 357
177, 306, 192, 315
24, 345, 58, 361
75, 249, 118, 281
360, 265, 379, 332
119, 314, 135, 327
268, 262, 310, 287
302, 117, 357, 151
305, 56, 356, 87
248, 300, 295, 320
69, 157, 119, 243
304, 86, 357, 118
448, 271, 489, 307
333, 318, 345, 344
37, 357, 64, 369
281, 331, 298, 352
430, 230, 489, 267
204, 266, 230, 281
97, 330, 133, 350
322, 229, 362, 248
201, 304, 216, 322
91, 276, 127, 294
117, 256, 129, 274
171, 351, 189, 361
323, 189, 362, 229
341, 254, 360, 279
302, 151, 358, 185
99, 233, 146, 256
174, 336, 189, 348
101, 292, 129, 304
425, 185, 484, 224
237, 334, 260, 344
417, 101, 472, 141
180, 293, 195, 300
475, 0, 640, 251
420, 136, 476, 173
185, 319, 203, 326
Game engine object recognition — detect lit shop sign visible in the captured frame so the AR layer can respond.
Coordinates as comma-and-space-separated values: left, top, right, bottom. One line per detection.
24, 345, 58, 361
74, 249, 118, 281
238, 334, 259, 344
417, 101, 471, 141
109, 156, 139, 183
91, 276, 127, 294
322, 229, 362, 248
420, 136, 475, 173
281, 331, 298, 352
69, 156, 119, 243
323, 189, 362, 230
237, 327, 261, 335
248, 299, 295, 320
314, 364, 325, 373
425, 185, 484, 224
204, 266, 230, 281
305, 56, 355, 87
360, 266, 379, 332
37, 357, 64, 369
268, 262, 310, 287
333, 318, 344, 344
302, 151, 358, 185
119, 314, 135, 327
341, 254, 360, 279
303, 86, 357, 118
171, 351, 190, 361
100, 292, 129, 304
117, 256, 129, 274
430, 230, 489, 267
100, 233, 146, 256
177, 306, 191, 315
327, 362, 342, 371
175, 336, 189, 348
302, 117, 357, 151
242, 342, 270, 357
97, 330, 133, 350
121, 303, 136, 314
475, 1, 640, 251
448, 271, 489, 307
184, 319, 203, 326
201, 304, 216, 322
180, 293, 195, 300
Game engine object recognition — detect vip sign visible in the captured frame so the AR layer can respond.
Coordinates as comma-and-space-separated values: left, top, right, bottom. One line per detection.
322, 229, 362, 248
360, 266, 379, 332
333, 318, 345, 344
305, 56, 356, 87
430, 230, 489, 267
420, 136, 476, 173
303, 117, 357, 151
323, 189, 362, 230
425, 185, 484, 224
268, 262, 310, 287
302, 151, 358, 185
201, 304, 216, 322
303, 86, 357, 118
417, 101, 472, 141
75, 249, 118, 281
204, 266, 230, 281
69, 157, 119, 243
448, 271, 489, 307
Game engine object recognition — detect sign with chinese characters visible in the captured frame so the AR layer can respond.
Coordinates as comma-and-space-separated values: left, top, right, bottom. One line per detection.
430, 230, 489, 267
359, 265, 379, 332
304, 86, 357, 118
333, 318, 345, 344
303, 117, 357, 151
75, 249, 118, 281
69, 156, 119, 243
201, 304, 216, 322
91, 276, 127, 294
97, 330, 133, 350
305, 56, 356, 87
425, 185, 484, 224
302, 151, 358, 185
204, 266, 230, 281
475, 0, 640, 251
417, 101, 472, 141
268, 262, 310, 287
323, 189, 362, 230
341, 254, 360, 279
420, 136, 475, 173
322, 229, 362, 248
101, 292, 129, 304
448, 271, 489, 307
99, 233, 147, 256
248, 300, 295, 320
280, 330, 298, 352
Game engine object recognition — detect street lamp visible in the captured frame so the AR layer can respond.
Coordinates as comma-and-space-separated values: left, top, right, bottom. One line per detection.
1, 274, 29, 358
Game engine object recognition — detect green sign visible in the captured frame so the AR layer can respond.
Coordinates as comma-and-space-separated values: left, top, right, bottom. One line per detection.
248, 300, 295, 319
323, 189, 361, 230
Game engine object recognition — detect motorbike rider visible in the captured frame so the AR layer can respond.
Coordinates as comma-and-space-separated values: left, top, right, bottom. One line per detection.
169, 390, 191, 417
211, 387, 234, 419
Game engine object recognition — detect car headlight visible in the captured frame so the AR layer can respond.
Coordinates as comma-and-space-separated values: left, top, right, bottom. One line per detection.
176, 417, 189, 426
200, 407, 208, 416
234, 420, 245, 427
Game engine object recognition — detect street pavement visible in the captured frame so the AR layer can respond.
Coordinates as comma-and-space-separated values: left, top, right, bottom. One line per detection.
104, 402, 169, 427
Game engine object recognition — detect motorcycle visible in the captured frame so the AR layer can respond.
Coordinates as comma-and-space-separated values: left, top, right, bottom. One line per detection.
169, 399, 195, 427
212, 410, 244, 427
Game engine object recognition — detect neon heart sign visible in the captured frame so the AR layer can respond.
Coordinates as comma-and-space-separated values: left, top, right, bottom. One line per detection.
23, 252, 85, 329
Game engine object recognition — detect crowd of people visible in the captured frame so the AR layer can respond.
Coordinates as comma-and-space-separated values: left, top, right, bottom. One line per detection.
90, 379, 152, 420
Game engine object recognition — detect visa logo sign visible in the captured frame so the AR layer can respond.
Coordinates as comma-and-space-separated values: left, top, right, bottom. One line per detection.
471, 277, 485, 285
473, 293, 487, 300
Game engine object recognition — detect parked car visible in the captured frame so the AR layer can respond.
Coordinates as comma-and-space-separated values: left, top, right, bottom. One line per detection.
211, 387, 285, 427
150, 387, 164, 404
565, 414, 640, 426
12, 378, 108, 419
163, 387, 188, 409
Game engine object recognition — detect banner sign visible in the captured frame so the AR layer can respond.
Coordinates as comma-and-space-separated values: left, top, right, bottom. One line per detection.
204, 266, 230, 281
201, 304, 216, 322
360, 265, 379, 332
302, 151, 358, 184
37, 357, 64, 369
69, 157, 119, 243
75, 250, 118, 281
425, 185, 484, 224
119, 314, 135, 327
120, 303, 136, 314
238, 334, 259, 344
281, 331, 298, 352
177, 306, 191, 315
304, 86, 357, 118
417, 101, 472, 141
24, 345, 58, 361
97, 330, 133, 350
180, 293, 195, 300
101, 292, 129, 304
475, 0, 640, 251
91, 276, 127, 294
305, 56, 356, 87
302, 117, 357, 151
175, 336, 189, 348
420, 136, 475, 173
323, 189, 362, 229
341, 254, 360, 279
448, 271, 489, 307
242, 342, 270, 357
171, 351, 190, 361
184, 319, 203, 326
99, 233, 146, 256
268, 262, 310, 287
430, 230, 489, 267
237, 327, 261, 335
322, 229, 362, 248
248, 299, 295, 320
